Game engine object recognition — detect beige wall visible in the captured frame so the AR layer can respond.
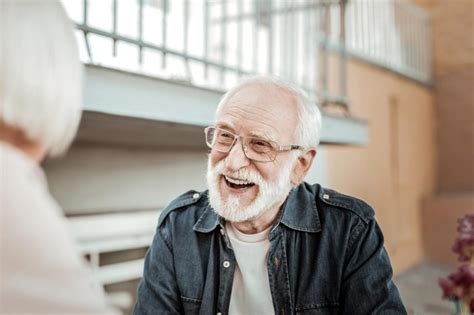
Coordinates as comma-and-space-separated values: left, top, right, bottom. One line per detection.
415, 0, 474, 193
411, 0, 474, 266
431, 0, 474, 193
325, 57, 436, 274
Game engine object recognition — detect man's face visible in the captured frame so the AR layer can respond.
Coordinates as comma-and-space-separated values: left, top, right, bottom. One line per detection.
206, 84, 300, 222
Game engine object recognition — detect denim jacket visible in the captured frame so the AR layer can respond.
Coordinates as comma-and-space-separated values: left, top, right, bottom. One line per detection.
134, 183, 406, 314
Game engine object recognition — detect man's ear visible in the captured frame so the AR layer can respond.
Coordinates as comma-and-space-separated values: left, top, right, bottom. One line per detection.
291, 149, 317, 186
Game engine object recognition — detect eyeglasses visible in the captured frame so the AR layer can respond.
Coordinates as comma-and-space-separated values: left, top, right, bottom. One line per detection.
204, 127, 304, 162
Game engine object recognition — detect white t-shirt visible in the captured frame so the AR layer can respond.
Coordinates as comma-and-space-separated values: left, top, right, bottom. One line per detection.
226, 222, 274, 315
0, 142, 117, 314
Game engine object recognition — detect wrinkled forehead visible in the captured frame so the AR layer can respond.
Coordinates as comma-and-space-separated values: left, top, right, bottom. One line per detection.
215, 84, 299, 141
218, 84, 295, 111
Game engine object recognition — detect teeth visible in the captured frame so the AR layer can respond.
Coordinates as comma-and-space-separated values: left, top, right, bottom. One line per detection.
224, 175, 252, 185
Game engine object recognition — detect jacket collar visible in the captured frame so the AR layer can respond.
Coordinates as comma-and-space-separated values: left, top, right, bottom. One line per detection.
193, 202, 221, 233
193, 183, 321, 233
278, 183, 321, 233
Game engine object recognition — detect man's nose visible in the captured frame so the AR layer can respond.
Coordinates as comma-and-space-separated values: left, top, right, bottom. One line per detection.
225, 139, 250, 172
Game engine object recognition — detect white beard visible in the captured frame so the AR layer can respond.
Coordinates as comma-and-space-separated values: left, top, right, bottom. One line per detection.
206, 157, 296, 223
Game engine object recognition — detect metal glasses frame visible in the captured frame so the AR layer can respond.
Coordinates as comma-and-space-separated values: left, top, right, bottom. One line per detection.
204, 126, 304, 162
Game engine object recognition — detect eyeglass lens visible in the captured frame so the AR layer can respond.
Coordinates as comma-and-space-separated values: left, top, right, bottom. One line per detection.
206, 128, 277, 162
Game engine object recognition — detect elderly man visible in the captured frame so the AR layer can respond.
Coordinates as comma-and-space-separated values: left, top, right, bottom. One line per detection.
134, 77, 406, 314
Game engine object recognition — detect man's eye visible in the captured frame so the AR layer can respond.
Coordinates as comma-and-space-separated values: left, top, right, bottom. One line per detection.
220, 132, 233, 138
251, 139, 272, 148
217, 131, 234, 139
216, 131, 234, 143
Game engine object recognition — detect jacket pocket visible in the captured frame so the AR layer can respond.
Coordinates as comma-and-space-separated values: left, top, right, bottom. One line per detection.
295, 302, 339, 314
181, 296, 202, 314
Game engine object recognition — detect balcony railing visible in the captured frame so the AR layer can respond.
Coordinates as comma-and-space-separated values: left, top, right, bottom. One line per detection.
62, 0, 432, 111
345, 0, 432, 84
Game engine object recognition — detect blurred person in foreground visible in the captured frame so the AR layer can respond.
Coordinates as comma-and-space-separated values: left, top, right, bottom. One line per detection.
0, 1, 116, 313
134, 77, 407, 314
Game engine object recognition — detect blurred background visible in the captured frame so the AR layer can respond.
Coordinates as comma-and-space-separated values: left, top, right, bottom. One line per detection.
45, 0, 473, 313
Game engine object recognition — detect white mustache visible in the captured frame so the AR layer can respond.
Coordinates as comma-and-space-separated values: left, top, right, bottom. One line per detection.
218, 163, 264, 186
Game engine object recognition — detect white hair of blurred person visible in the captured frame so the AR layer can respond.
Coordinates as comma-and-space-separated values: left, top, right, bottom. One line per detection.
0, 0, 82, 158
215, 76, 323, 150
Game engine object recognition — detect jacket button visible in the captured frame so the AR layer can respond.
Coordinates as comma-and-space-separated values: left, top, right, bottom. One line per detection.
323, 193, 330, 200
193, 193, 200, 199
274, 256, 280, 268
220, 229, 225, 235
223, 261, 230, 268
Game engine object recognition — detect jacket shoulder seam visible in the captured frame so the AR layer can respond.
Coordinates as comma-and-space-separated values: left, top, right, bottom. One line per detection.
158, 190, 204, 227
318, 187, 374, 223
347, 219, 367, 252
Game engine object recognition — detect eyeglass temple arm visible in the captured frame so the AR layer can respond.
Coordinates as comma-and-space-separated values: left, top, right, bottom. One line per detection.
279, 144, 305, 151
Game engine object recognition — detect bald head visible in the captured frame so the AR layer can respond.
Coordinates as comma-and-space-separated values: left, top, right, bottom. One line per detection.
216, 76, 322, 149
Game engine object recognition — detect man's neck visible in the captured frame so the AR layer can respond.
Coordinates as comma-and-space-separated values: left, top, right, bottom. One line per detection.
231, 199, 286, 234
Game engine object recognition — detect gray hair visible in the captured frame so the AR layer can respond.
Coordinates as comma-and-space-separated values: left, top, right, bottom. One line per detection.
216, 76, 322, 149
0, 0, 82, 157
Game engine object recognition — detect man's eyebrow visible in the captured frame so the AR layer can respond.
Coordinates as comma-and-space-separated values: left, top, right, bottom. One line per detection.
249, 131, 276, 142
215, 123, 276, 141
215, 122, 235, 131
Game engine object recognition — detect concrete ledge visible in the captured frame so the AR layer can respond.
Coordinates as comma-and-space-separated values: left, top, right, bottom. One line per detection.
79, 65, 368, 148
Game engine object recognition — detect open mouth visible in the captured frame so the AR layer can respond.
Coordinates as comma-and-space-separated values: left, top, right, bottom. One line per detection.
224, 175, 256, 190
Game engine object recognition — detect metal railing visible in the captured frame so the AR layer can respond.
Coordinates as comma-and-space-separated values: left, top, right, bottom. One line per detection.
345, 0, 432, 84
62, 0, 432, 111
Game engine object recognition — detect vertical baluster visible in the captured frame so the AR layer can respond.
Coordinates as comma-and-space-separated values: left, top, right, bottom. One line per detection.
204, 0, 209, 79
162, 0, 168, 69
321, 3, 329, 105
138, 0, 144, 64
383, 0, 389, 66
340, 0, 347, 105
389, 0, 396, 68
303, 0, 310, 89
313, 3, 319, 97
90, 252, 100, 274
83, 0, 92, 61
253, 1, 259, 73
367, 0, 373, 59
372, 0, 377, 60
112, 0, 117, 56
221, 0, 227, 83
289, 2, 296, 81
358, 0, 364, 53
284, 2, 290, 78
183, 0, 191, 80
237, 0, 243, 76
267, 0, 273, 74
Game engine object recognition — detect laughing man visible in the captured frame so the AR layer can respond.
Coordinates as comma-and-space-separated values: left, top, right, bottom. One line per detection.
134, 77, 406, 315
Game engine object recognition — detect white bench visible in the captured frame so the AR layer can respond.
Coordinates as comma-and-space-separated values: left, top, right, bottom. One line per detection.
68, 210, 160, 310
